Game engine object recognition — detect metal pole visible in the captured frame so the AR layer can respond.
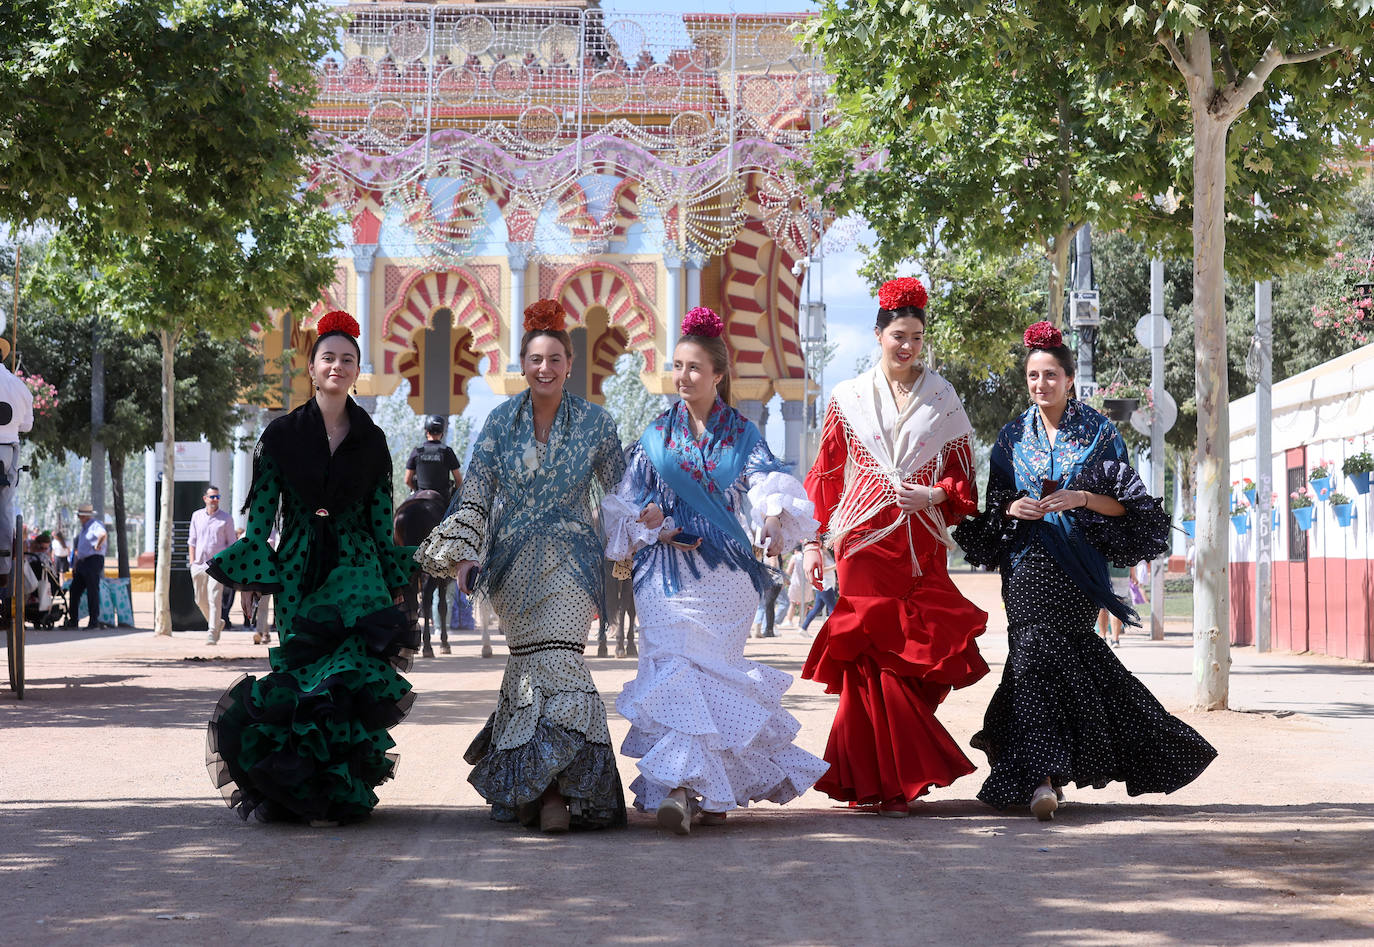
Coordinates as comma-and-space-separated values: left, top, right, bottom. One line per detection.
9, 244, 19, 370
1149, 258, 1166, 641
1254, 277, 1273, 652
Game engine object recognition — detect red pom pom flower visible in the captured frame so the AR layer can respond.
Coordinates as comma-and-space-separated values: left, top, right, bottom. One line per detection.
316, 310, 360, 338
681, 306, 724, 338
523, 299, 567, 332
877, 277, 928, 312
1023, 321, 1063, 350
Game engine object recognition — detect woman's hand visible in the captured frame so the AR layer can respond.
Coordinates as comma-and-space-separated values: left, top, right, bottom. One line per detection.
1042, 489, 1086, 514
895, 483, 946, 513
637, 503, 664, 530
1006, 496, 1045, 520
760, 515, 784, 557
454, 559, 479, 594
804, 544, 824, 590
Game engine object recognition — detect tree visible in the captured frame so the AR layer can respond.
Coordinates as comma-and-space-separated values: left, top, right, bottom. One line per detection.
1072, 4, 1374, 710
0, 0, 337, 240
603, 351, 665, 447
49, 200, 337, 634
805, 4, 1181, 323
17, 267, 271, 575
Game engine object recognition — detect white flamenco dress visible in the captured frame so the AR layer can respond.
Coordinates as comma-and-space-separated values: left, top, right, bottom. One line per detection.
602, 400, 830, 814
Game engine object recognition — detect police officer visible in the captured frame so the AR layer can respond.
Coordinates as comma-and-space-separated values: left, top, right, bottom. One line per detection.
404, 415, 462, 504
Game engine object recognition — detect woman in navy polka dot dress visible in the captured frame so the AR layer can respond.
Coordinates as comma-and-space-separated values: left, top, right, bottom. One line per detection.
955, 322, 1216, 820
205, 311, 420, 825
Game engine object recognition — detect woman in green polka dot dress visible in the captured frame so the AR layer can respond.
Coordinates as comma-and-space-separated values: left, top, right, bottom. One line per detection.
205, 311, 420, 825
416, 299, 628, 833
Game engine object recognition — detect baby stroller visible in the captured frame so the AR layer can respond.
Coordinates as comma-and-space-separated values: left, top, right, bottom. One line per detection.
23, 550, 66, 629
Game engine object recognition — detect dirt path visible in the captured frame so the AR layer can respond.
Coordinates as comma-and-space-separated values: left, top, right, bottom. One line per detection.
2, 572, 1371, 946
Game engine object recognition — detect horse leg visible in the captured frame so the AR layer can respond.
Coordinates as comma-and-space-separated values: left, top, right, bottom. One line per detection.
438, 579, 451, 655
413, 576, 434, 659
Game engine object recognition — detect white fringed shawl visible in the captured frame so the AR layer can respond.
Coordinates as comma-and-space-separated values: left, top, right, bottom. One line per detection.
822, 365, 974, 569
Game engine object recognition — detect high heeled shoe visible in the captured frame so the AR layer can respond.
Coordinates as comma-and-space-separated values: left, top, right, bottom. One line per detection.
1030, 785, 1058, 821
656, 793, 691, 836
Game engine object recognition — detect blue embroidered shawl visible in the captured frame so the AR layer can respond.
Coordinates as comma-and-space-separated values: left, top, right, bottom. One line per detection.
634, 397, 786, 595
997, 399, 1136, 623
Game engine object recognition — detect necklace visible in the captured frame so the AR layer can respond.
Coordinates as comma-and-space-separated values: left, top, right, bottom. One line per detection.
534, 418, 554, 442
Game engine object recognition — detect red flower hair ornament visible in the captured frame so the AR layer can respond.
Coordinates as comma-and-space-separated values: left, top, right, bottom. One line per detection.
523, 299, 567, 333
878, 277, 928, 312
316, 310, 361, 338
681, 306, 724, 338
1023, 321, 1063, 350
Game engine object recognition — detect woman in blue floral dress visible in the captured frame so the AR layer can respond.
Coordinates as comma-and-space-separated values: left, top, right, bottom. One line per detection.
416, 300, 626, 832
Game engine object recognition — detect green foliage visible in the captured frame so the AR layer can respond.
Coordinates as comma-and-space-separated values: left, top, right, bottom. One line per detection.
603, 351, 665, 446
1344, 450, 1374, 476
0, 0, 339, 239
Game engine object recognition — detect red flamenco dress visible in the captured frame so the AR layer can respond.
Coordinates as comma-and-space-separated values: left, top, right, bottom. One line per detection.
802, 375, 989, 806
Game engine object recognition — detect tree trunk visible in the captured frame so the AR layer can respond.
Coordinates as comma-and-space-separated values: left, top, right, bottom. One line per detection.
109, 452, 130, 579
1046, 228, 1074, 326
1189, 110, 1232, 711
153, 329, 177, 636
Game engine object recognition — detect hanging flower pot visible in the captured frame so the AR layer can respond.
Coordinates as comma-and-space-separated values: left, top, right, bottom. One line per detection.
1244, 487, 1256, 506
1101, 397, 1138, 422
1333, 503, 1355, 528
1230, 513, 1250, 535
1309, 476, 1333, 501
1292, 506, 1315, 531
1181, 518, 1196, 537
1350, 471, 1371, 496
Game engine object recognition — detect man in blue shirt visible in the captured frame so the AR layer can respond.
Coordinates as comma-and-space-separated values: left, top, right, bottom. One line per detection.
65, 502, 111, 629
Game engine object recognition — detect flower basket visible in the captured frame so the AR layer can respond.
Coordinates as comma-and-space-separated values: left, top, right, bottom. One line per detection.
1101, 397, 1138, 422
1244, 487, 1256, 506
1333, 503, 1355, 528
1181, 518, 1196, 538
1309, 476, 1333, 501
1230, 513, 1250, 535
1349, 471, 1371, 496
1292, 506, 1315, 531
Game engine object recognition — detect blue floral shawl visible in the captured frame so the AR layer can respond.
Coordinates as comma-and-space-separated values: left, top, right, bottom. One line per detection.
995, 399, 1135, 622
633, 397, 787, 595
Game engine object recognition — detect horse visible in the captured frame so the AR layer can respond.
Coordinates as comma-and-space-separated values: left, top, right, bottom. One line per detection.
393, 489, 451, 658
602, 558, 637, 658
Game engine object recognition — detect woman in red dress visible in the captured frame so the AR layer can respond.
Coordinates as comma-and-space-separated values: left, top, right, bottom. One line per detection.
802, 277, 989, 816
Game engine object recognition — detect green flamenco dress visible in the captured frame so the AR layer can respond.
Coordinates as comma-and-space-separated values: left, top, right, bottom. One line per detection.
206, 398, 420, 824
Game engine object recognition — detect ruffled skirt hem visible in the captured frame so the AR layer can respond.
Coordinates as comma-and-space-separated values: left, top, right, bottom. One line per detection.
972, 622, 1217, 809
466, 716, 626, 829
205, 606, 420, 824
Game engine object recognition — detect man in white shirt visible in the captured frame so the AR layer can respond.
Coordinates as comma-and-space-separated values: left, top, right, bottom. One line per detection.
188, 485, 237, 644
0, 339, 34, 576
65, 502, 109, 629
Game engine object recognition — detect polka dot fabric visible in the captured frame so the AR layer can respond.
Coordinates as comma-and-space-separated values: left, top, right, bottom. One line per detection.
971, 544, 1217, 808
205, 441, 420, 824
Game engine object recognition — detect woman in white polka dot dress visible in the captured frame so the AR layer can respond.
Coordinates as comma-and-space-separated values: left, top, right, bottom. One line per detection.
417, 300, 627, 833
602, 307, 829, 835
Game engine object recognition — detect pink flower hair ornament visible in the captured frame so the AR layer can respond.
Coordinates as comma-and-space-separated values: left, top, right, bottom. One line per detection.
1023, 321, 1063, 350
681, 306, 724, 338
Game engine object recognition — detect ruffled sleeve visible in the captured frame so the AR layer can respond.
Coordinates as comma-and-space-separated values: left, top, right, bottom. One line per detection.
934, 433, 979, 521
415, 418, 499, 579
746, 469, 820, 549
207, 449, 284, 593
368, 473, 416, 591
952, 426, 1026, 569
803, 398, 848, 544
1072, 459, 1171, 568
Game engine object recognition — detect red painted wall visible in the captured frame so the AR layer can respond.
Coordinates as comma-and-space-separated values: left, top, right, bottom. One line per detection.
1230, 558, 1373, 662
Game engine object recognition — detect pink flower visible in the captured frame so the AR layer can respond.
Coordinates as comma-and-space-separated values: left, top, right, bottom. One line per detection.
681, 306, 724, 338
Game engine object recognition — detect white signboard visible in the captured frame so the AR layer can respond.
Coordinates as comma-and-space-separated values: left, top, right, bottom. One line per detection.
153, 441, 212, 480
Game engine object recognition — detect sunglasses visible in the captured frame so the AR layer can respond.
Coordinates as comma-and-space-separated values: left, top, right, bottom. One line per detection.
206, 495, 221, 500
